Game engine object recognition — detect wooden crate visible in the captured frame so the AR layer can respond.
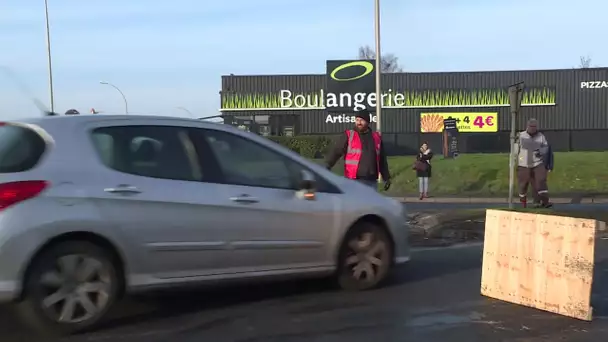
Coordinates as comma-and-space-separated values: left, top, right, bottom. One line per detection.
480, 209, 601, 321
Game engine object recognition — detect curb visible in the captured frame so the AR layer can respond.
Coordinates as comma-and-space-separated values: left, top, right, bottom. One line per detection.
393, 197, 608, 204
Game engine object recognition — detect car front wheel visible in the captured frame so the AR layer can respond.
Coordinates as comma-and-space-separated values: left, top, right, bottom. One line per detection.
336, 222, 393, 291
16, 240, 119, 336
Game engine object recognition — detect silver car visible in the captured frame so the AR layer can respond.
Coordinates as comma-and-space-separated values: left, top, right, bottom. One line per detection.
0, 115, 410, 335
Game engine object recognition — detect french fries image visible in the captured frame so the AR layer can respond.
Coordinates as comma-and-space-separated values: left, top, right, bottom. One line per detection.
420, 114, 445, 132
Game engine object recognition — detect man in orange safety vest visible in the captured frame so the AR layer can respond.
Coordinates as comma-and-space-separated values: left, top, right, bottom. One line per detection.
325, 111, 391, 191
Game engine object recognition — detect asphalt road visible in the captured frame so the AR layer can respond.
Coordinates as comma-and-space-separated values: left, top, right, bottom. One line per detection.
405, 202, 608, 211
2, 239, 607, 342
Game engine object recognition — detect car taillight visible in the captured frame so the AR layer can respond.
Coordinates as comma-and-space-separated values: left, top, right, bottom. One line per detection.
0, 181, 48, 210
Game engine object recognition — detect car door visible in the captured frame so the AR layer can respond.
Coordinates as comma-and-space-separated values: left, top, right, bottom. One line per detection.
85, 120, 235, 279
190, 127, 341, 273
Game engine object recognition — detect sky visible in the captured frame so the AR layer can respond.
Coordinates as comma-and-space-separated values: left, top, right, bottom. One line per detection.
0, 0, 606, 119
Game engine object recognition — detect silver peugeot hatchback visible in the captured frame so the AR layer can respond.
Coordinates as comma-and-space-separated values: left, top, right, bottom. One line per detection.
0, 115, 410, 335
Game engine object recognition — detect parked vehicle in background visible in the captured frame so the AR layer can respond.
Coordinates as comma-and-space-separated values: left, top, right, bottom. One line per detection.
0, 115, 410, 336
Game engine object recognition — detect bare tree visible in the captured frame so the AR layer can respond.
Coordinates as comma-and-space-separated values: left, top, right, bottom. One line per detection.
579, 55, 592, 68
358, 45, 403, 73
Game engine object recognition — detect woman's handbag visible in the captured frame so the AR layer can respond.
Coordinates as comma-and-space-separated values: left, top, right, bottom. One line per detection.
413, 160, 428, 172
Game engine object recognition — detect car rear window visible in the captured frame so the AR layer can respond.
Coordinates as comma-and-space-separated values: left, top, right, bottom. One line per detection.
0, 124, 47, 173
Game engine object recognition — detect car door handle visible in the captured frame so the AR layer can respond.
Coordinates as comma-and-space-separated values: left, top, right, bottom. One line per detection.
230, 195, 259, 204
104, 185, 142, 194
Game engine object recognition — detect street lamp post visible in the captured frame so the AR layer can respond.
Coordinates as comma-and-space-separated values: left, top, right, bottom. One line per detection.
99, 81, 128, 114
176, 106, 194, 117
374, 0, 382, 133
44, 0, 55, 113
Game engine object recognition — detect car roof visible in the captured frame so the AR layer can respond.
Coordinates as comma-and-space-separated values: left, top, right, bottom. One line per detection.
8, 114, 231, 131
12, 114, 202, 124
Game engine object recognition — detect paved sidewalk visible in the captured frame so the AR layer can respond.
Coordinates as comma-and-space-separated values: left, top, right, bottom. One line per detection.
394, 196, 608, 204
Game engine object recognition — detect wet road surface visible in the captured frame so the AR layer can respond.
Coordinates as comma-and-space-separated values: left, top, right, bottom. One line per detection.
2, 240, 607, 342
405, 202, 608, 212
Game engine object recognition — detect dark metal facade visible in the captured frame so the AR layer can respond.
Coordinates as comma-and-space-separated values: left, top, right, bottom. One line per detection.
221, 68, 608, 134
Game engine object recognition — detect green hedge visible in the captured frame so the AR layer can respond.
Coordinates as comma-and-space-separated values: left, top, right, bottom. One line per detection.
267, 135, 335, 158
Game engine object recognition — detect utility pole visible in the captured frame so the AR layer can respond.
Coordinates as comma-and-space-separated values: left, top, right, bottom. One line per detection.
44, 0, 55, 113
508, 82, 524, 209
374, 0, 382, 133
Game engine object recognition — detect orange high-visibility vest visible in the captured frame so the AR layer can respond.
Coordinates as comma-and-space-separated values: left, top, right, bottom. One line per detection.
344, 129, 381, 179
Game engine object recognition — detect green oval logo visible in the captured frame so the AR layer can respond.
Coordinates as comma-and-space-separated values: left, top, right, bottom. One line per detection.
330, 61, 374, 81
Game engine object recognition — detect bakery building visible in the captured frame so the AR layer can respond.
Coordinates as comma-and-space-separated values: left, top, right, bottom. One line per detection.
219, 62, 608, 154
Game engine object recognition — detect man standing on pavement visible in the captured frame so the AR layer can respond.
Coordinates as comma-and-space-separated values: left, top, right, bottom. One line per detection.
325, 111, 391, 191
517, 118, 553, 208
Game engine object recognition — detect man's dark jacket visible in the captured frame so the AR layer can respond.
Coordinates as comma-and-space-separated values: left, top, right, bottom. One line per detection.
544, 144, 554, 171
325, 130, 391, 181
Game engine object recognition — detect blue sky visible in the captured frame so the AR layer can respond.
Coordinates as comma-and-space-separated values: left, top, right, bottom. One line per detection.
0, 0, 605, 119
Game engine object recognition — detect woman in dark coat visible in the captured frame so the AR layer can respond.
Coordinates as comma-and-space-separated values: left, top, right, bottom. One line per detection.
415, 142, 433, 199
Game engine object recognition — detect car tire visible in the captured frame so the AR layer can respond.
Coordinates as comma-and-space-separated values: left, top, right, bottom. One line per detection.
336, 221, 393, 291
16, 240, 120, 336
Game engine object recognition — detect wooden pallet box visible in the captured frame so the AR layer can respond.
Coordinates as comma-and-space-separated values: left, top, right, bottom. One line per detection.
480, 209, 603, 321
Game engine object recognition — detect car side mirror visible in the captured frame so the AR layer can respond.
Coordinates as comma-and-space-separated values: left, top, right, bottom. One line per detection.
299, 170, 316, 190
297, 170, 316, 200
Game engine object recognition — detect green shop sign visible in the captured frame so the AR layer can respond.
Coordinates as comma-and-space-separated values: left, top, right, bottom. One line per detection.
220, 88, 556, 111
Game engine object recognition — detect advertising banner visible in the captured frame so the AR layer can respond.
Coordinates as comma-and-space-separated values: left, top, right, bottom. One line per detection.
420, 112, 498, 133
325, 60, 376, 112
442, 118, 459, 158
221, 88, 556, 111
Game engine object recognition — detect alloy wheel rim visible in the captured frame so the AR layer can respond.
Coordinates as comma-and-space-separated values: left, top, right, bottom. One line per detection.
38, 254, 112, 324
344, 232, 386, 281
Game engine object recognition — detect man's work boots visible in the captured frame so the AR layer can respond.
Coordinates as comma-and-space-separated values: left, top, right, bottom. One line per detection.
521, 195, 553, 209
536, 194, 553, 208
520, 195, 528, 208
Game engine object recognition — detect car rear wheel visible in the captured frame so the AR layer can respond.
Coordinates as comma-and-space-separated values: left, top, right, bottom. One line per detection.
16, 241, 119, 336
336, 222, 393, 291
